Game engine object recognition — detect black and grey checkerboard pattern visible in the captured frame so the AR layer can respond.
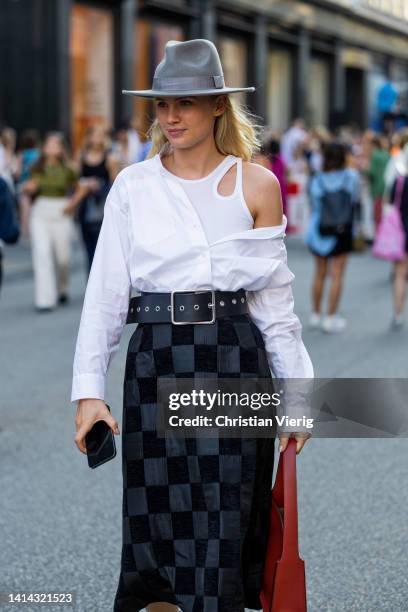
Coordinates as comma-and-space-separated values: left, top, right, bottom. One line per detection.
113, 314, 276, 612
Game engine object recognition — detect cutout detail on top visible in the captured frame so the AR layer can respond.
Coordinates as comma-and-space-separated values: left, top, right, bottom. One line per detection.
215, 161, 238, 198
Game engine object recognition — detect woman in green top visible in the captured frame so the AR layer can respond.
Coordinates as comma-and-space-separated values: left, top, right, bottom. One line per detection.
22, 132, 78, 312
365, 135, 391, 230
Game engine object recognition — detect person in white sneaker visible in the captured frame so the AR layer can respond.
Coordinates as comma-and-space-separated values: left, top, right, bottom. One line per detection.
304, 142, 361, 332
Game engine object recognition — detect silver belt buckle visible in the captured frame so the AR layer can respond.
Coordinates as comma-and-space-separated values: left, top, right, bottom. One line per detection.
170, 289, 216, 325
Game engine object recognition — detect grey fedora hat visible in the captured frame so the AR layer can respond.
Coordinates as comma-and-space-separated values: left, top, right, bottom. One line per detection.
122, 38, 255, 98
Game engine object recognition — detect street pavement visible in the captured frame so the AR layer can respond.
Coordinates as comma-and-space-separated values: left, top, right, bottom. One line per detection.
0, 231, 407, 612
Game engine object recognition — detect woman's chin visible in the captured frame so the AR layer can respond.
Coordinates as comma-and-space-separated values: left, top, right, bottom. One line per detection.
169, 140, 196, 150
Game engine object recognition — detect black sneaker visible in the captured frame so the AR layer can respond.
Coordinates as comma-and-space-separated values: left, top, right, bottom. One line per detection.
58, 293, 69, 305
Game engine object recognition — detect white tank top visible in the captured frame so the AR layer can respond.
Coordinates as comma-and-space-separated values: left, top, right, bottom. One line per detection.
158, 154, 254, 243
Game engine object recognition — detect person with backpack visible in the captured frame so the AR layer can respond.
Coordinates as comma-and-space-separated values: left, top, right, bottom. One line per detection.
305, 142, 361, 333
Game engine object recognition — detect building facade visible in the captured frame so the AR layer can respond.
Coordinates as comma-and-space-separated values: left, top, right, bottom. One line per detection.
0, 0, 407, 148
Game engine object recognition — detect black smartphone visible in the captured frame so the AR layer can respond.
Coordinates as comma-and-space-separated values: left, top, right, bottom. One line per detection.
85, 404, 117, 469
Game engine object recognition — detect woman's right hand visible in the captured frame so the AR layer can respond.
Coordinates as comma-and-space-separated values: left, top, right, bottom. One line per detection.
74, 399, 120, 455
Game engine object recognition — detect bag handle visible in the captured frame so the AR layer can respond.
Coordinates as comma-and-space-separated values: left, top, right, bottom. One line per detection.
272, 438, 300, 560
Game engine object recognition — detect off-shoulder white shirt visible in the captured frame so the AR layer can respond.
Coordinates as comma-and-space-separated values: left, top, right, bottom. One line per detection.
70, 153, 314, 411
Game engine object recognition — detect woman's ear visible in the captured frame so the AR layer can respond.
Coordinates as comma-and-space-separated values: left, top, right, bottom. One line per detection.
213, 95, 228, 117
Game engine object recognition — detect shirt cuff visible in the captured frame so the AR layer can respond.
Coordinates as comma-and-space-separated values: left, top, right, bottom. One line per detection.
70, 374, 105, 404
274, 376, 314, 436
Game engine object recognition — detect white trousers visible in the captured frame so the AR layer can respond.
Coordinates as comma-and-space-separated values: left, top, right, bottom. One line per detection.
29, 196, 74, 308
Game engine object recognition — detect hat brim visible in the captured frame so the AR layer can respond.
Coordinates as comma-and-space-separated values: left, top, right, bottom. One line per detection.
122, 86, 255, 98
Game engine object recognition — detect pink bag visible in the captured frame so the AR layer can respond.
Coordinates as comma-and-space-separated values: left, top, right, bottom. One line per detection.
372, 175, 406, 262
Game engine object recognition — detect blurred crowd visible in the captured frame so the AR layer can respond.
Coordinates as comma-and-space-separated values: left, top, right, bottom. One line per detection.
255, 119, 408, 332
0, 123, 151, 309
1, 116, 408, 332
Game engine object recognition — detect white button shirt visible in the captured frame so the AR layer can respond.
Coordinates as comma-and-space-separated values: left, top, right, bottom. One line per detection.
71, 154, 314, 408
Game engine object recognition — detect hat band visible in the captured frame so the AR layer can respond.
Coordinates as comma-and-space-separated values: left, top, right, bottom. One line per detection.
152, 75, 225, 92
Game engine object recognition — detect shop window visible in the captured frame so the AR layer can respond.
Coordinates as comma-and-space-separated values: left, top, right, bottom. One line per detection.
309, 58, 329, 128
267, 50, 292, 132
70, 5, 113, 152
219, 36, 248, 107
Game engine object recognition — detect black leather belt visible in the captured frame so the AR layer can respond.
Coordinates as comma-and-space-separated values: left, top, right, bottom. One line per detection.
126, 289, 248, 325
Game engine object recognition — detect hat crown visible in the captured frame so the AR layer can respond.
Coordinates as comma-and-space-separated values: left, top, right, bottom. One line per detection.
121, 37, 255, 97
154, 39, 224, 81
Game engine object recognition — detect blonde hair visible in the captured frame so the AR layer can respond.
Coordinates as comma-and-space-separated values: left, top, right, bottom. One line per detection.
146, 95, 261, 161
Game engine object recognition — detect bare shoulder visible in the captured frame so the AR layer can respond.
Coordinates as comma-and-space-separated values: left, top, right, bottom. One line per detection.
242, 160, 282, 190
242, 161, 283, 226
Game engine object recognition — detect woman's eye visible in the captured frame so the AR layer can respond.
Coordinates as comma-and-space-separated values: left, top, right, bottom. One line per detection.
180, 99, 192, 106
156, 101, 167, 108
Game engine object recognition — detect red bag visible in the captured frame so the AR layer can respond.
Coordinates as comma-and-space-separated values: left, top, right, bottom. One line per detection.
287, 182, 300, 195
260, 438, 307, 612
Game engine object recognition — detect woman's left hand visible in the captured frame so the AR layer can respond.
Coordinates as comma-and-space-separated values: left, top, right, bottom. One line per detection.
278, 432, 311, 455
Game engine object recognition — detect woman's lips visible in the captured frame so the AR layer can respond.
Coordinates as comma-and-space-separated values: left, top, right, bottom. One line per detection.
167, 129, 186, 137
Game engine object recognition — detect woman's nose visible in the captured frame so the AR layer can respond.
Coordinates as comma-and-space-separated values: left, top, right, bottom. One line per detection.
167, 105, 180, 123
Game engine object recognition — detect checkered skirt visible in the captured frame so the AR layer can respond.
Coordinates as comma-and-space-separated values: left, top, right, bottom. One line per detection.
113, 314, 276, 612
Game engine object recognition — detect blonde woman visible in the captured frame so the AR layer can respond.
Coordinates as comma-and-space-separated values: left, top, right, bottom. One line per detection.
22, 132, 78, 311
71, 40, 313, 612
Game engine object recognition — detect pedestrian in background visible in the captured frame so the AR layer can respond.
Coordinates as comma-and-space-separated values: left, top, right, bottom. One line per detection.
111, 120, 152, 171
22, 132, 78, 312
254, 135, 289, 218
365, 135, 391, 230
281, 117, 308, 170
384, 128, 408, 200
0, 175, 20, 296
287, 139, 311, 234
111, 122, 137, 171
14, 129, 41, 237
265, 136, 288, 217
352, 129, 375, 241
65, 125, 118, 275
387, 145, 408, 329
305, 141, 361, 333
0, 126, 30, 288
0, 126, 18, 191
307, 125, 331, 175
